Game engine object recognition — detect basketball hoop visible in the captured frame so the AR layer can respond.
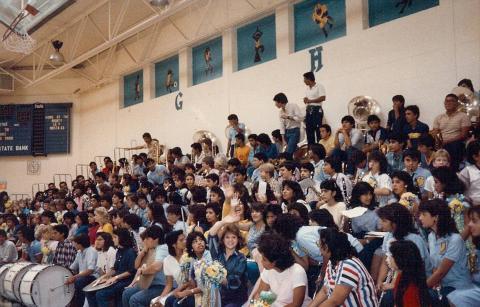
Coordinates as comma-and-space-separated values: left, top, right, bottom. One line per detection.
2, 4, 38, 55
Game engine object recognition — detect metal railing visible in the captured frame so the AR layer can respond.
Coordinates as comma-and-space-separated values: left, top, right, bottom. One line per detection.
11, 193, 30, 201
76, 164, 90, 178
53, 174, 73, 189
32, 183, 48, 198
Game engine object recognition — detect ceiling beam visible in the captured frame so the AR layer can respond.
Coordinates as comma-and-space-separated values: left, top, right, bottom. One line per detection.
22, 0, 201, 88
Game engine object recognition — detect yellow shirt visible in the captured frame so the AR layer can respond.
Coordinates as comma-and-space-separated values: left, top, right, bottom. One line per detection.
98, 223, 113, 234
234, 145, 250, 166
319, 135, 335, 155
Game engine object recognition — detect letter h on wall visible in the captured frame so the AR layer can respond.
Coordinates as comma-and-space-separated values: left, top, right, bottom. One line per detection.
309, 46, 323, 72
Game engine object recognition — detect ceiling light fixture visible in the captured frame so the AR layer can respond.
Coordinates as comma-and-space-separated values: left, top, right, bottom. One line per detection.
49, 40, 65, 64
150, 0, 170, 12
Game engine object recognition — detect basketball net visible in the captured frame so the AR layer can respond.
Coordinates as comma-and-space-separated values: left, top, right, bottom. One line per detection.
2, 4, 38, 55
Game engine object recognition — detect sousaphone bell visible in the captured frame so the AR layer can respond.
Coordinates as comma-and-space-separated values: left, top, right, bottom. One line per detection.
348, 96, 381, 131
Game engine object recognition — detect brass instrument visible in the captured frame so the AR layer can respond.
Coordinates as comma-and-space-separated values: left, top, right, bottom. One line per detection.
193, 130, 220, 157
292, 144, 310, 163
452, 86, 479, 124
348, 96, 381, 131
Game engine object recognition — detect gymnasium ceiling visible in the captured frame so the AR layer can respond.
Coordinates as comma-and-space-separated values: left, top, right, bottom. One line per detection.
0, 0, 288, 93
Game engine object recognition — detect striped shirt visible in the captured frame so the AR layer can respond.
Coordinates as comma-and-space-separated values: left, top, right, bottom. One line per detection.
324, 257, 379, 307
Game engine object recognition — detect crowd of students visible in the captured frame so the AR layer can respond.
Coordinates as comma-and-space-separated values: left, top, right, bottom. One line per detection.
0, 77, 480, 307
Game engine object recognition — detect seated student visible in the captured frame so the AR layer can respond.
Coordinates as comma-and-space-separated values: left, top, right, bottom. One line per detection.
278, 160, 296, 183
257, 133, 278, 160
308, 144, 328, 185
361, 151, 392, 207
190, 142, 205, 169
165, 232, 212, 307
94, 232, 117, 277
386, 94, 407, 136
298, 162, 318, 204
447, 206, 480, 307
67, 234, 98, 307
205, 202, 221, 233
459, 140, 480, 206
255, 231, 312, 307
0, 229, 18, 265
271, 129, 284, 155
419, 200, 474, 300
388, 240, 432, 307
234, 133, 250, 167
204, 173, 219, 200
258, 163, 281, 199
166, 204, 187, 232
86, 228, 136, 307
200, 156, 219, 176
322, 156, 352, 202
280, 180, 310, 213
332, 115, 364, 175
207, 222, 249, 307
319, 124, 335, 156
351, 149, 368, 185
52, 224, 77, 268
146, 158, 169, 186
150, 230, 186, 307
364, 115, 388, 153
376, 204, 433, 305
232, 166, 252, 195
418, 134, 437, 170
423, 149, 451, 200
404, 105, 429, 149
122, 225, 169, 307
171, 147, 191, 168
226, 158, 241, 185
316, 179, 346, 228
18, 226, 42, 263
251, 152, 268, 183
123, 213, 145, 253
247, 133, 259, 165
403, 149, 431, 196
309, 228, 378, 307
385, 133, 406, 173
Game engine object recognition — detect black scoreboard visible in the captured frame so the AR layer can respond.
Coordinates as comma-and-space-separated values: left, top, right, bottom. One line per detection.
0, 103, 72, 156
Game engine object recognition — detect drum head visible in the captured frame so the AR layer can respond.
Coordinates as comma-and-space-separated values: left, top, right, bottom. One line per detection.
0, 263, 13, 298
3, 262, 35, 302
83, 278, 117, 292
26, 265, 74, 307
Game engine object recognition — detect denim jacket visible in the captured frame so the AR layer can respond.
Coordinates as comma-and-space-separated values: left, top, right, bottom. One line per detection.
208, 235, 248, 304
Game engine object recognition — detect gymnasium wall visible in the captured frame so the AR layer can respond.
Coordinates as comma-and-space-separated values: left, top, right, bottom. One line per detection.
1, 0, 479, 196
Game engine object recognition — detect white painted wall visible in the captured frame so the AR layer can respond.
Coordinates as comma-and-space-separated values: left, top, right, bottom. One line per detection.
1, 0, 479, 195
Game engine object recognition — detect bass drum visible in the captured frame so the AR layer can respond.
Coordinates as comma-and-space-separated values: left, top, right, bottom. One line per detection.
3, 262, 35, 302
19, 264, 74, 307
0, 263, 13, 298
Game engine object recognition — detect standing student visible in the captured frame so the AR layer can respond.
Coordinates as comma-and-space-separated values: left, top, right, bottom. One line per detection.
226, 114, 245, 158
274, 92, 303, 155
303, 71, 326, 145
125, 132, 162, 164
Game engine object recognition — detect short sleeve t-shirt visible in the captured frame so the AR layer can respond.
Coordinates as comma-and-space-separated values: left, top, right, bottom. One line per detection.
324, 257, 379, 307
261, 263, 311, 307
362, 172, 392, 207
163, 254, 181, 287
305, 83, 326, 107
428, 232, 472, 289
150, 244, 169, 286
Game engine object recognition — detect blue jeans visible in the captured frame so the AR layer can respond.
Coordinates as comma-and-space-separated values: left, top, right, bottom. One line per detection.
73, 275, 96, 307
122, 284, 165, 307
285, 127, 300, 155
165, 294, 195, 307
331, 147, 360, 175
85, 279, 130, 307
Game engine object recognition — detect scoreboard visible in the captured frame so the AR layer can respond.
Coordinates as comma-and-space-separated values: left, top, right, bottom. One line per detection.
0, 103, 72, 156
